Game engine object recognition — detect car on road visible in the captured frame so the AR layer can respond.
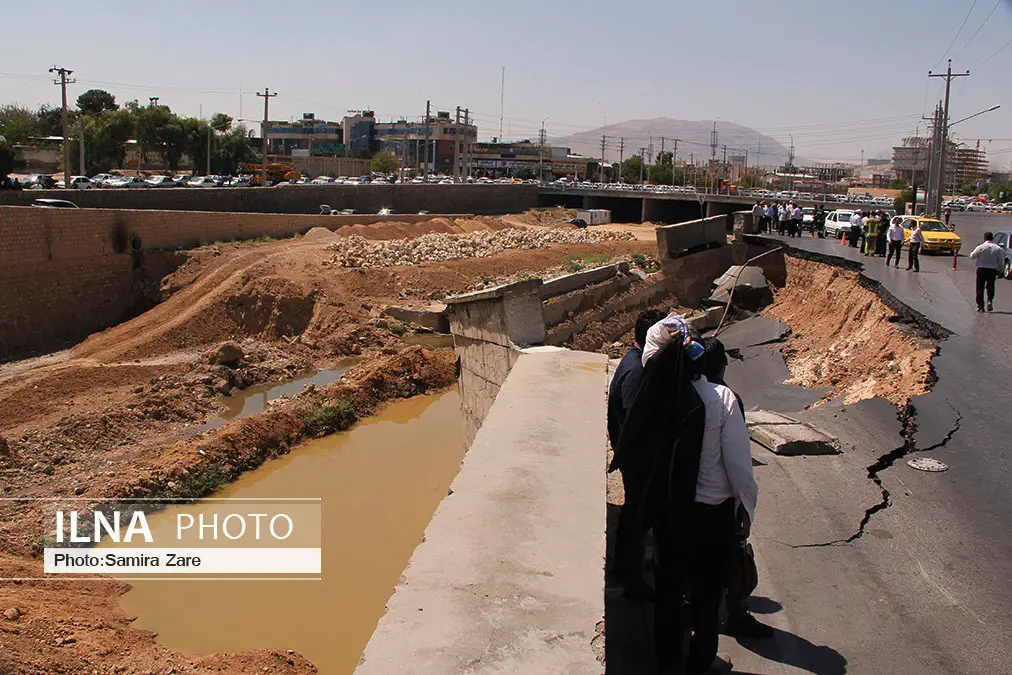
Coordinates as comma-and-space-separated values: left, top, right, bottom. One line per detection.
991, 231, 1012, 279
104, 176, 148, 188
90, 173, 116, 186
897, 216, 961, 254
31, 198, 78, 208
145, 175, 176, 188
56, 175, 94, 189
802, 207, 815, 230
966, 202, 986, 212
22, 174, 57, 189
824, 209, 856, 238
172, 174, 193, 186
187, 176, 219, 188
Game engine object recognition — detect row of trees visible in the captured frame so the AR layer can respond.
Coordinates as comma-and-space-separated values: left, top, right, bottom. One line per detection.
0, 89, 259, 176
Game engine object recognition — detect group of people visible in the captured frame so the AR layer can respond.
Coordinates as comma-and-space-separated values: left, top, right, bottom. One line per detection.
608, 310, 768, 674
844, 209, 924, 271
753, 200, 816, 238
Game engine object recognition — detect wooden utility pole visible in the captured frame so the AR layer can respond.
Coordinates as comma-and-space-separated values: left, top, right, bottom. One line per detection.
422, 100, 431, 180
49, 66, 75, 188
929, 60, 969, 215
256, 88, 277, 186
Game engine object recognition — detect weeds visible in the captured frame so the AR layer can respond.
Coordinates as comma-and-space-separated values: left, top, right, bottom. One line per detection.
386, 321, 408, 336
564, 252, 610, 273
302, 400, 357, 436
179, 462, 227, 498
631, 252, 660, 273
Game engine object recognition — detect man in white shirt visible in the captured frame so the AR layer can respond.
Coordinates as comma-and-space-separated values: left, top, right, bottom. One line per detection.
751, 201, 763, 233
970, 231, 1004, 312
849, 210, 864, 248
886, 219, 905, 267
904, 221, 924, 272
762, 203, 773, 233
790, 204, 803, 237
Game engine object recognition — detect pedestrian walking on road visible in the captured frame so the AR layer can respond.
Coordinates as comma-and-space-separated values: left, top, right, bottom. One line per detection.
790, 203, 803, 238
617, 315, 757, 674
970, 231, 1003, 312
944, 205, 952, 230
905, 221, 923, 272
699, 337, 773, 641
886, 218, 904, 267
608, 309, 667, 599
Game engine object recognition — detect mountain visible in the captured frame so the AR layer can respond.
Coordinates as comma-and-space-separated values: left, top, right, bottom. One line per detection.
552, 117, 793, 167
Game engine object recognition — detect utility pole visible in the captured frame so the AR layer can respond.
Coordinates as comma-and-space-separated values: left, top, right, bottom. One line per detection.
78, 116, 85, 175
256, 88, 277, 186
463, 108, 471, 181
639, 147, 646, 185
671, 139, 678, 186
422, 100, 431, 180
49, 66, 74, 188
149, 96, 159, 107
710, 121, 718, 161
499, 67, 505, 140
206, 125, 212, 176
929, 59, 969, 215
600, 134, 607, 182
454, 107, 461, 181
618, 137, 625, 184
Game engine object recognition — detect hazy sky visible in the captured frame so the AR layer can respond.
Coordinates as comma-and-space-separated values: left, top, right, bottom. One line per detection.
3, 0, 1011, 166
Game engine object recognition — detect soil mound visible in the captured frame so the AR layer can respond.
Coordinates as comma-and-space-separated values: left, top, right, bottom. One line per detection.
303, 226, 338, 241
224, 276, 317, 338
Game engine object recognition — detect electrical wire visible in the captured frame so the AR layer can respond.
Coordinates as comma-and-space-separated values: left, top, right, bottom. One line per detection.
952, 0, 1003, 58
982, 36, 1012, 63
936, 0, 978, 68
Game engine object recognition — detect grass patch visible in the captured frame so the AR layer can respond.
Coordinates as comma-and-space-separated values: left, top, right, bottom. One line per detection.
564, 252, 610, 273
302, 400, 357, 436
179, 462, 227, 498
386, 320, 408, 336
631, 252, 660, 273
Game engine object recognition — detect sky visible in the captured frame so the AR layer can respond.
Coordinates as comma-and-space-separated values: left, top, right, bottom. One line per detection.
2, 0, 1011, 167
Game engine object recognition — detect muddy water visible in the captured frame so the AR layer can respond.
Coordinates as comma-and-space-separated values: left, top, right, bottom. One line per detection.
403, 332, 454, 349
194, 362, 358, 434
123, 390, 464, 674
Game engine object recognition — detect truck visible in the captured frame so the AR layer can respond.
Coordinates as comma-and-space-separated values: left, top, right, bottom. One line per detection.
238, 162, 301, 186
575, 209, 611, 225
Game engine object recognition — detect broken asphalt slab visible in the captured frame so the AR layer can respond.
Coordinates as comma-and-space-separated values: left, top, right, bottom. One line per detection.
724, 344, 830, 413
713, 316, 791, 351
746, 410, 840, 456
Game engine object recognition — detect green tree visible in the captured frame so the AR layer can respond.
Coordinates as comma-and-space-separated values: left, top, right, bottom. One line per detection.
371, 149, 398, 174
894, 187, 915, 214
0, 140, 15, 177
83, 109, 134, 173
210, 113, 233, 132
888, 178, 908, 190
210, 124, 260, 174
620, 155, 644, 183
512, 167, 534, 180
35, 105, 64, 137
76, 89, 118, 116
0, 104, 40, 144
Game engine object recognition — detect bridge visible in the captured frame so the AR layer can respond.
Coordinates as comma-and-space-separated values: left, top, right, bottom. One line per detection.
537, 184, 886, 223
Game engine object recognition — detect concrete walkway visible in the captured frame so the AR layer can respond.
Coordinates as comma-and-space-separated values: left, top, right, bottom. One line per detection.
355, 347, 607, 674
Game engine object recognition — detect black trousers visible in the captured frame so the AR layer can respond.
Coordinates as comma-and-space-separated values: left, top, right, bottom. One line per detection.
614, 469, 646, 582
976, 268, 998, 309
654, 499, 735, 672
887, 240, 903, 266
907, 242, 920, 271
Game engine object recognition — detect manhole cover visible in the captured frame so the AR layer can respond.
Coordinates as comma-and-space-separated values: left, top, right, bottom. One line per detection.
907, 457, 948, 472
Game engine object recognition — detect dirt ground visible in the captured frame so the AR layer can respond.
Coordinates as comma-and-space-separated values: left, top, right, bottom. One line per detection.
0, 210, 656, 674
762, 256, 936, 405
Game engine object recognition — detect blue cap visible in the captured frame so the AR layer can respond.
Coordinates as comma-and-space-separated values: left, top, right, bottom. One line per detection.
686, 340, 705, 361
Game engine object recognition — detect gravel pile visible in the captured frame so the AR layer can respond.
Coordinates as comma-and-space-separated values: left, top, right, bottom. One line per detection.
325, 227, 635, 267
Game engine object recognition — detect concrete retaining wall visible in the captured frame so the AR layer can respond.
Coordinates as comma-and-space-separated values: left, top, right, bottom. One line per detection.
355, 347, 607, 675
655, 214, 727, 257
0, 183, 539, 215
547, 274, 670, 345
540, 261, 628, 299
446, 280, 546, 446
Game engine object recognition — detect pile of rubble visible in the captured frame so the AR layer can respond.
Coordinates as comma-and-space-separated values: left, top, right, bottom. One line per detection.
324, 227, 635, 268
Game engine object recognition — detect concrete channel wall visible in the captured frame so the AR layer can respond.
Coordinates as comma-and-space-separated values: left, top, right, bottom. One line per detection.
355, 347, 607, 675
0, 183, 539, 215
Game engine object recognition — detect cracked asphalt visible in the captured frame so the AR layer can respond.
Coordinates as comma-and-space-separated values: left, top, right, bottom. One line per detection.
709, 213, 1012, 674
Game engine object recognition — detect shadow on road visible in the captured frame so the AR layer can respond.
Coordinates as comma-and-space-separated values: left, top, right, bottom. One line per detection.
735, 628, 848, 675
746, 595, 782, 614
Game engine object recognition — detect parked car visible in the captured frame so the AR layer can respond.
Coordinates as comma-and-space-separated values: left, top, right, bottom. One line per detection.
991, 231, 1012, 278
56, 175, 94, 189
31, 198, 78, 208
824, 209, 856, 238
311, 176, 334, 185
966, 202, 986, 212
378, 208, 394, 215
22, 174, 57, 189
145, 175, 176, 188
90, 173, 115, 186
104, 176, 148, 188
187, 176, 219, 188
172, 174, 193, 186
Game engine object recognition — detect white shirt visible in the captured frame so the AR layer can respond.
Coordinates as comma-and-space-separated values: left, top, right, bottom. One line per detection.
887, 223, 904, 241
850, 213, 863, 228
691, 376, 758, 524
779, 207, 788, 220
792, 207, 802, 219
908, 227, 924, 244
752, 204, 763, 218
970, 241, 1004, 270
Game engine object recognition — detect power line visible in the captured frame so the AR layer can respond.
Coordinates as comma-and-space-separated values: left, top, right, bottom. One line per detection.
936, 0, 978, 68
982, 36, 1012, 63
953, 0, 1003, 58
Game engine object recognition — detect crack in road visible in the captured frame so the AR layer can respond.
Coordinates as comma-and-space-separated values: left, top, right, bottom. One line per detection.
791, 401, 962, 549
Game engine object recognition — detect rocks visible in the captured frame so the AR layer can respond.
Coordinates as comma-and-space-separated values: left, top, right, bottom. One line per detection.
706, 265, 774, 311
205, 341, 244, 367
212, 379, 232, 396
4, 607, 20, 621
325, 228, 635, 268
0, 436, 9, 456
746, 410, 840, 456
74, 486, 87, 495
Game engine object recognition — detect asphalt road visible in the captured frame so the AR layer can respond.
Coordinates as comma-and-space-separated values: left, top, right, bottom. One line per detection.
713, 213, 1012, 674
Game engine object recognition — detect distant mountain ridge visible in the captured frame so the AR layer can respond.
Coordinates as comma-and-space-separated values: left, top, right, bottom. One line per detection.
552, 117, 794, 167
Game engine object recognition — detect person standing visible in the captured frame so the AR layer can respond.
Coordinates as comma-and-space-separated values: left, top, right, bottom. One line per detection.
618, 316, 757, 674
886, 218, 904, 267
607, 309, 667, 598
849, 209, 863, 248
778, 202, 788, 235
762, 202, 773, 233
970, 231, 1003, 312
863, 211, 879, 256
905, 220, 923, 272
791, 202, 803, 238
944, 205, 952, 230
751, 201, 763, 233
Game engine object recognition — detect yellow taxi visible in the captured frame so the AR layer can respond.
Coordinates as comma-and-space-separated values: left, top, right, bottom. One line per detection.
898, 216, 962, 254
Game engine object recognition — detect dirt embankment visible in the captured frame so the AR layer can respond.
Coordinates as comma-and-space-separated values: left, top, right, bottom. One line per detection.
763, 256, 936, 404
0, 211, 656, 675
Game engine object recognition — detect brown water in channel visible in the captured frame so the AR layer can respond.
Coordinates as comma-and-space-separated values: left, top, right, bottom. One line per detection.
122, 390, 465, 674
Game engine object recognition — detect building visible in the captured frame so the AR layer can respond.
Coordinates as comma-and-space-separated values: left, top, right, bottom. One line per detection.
893, 133, 989, 189
374, 111, 477, 174
343, 111, 376, 157
892, 135, 931, 184
263, 113, 344, 158
469, 141, 593, 179
951, 143, 989, 187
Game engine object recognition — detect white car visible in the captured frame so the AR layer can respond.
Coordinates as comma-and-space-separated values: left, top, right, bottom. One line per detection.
187, 176, 219, 188
56, 176, 93, 189
311, 176, 334, 184
90, 173, 115, 186
824, 209, 856, 238
172, 174, 193, 186
104, 176, 148, 188
966, 203, 985, 212
145, 175, 176, 188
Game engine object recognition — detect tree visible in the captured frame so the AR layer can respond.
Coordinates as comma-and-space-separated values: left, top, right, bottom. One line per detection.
0, 140, 15, 177
77, 89, 118, 116
371, 149, 398, 174
210, 125, 260, 175
894, 187, 915, 215
888, 178, 908, 190
620, 155, 644, 183
210, 113, 232, 132
0, 104, 40, 145
35, 105, 64, 137
82, 109, 134, 173
512, 167, 534, 180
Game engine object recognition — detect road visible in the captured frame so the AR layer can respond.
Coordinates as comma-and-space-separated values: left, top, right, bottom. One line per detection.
706, 212, 1012, 674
